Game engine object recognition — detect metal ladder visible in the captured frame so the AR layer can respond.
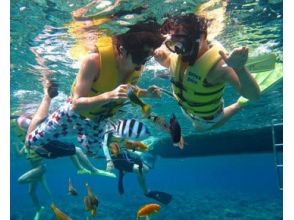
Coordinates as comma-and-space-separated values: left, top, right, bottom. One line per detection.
271, 119, 283, 191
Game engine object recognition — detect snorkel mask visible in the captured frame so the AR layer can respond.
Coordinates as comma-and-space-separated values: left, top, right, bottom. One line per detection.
161, 14, 208, 63
164, 33, 200, 59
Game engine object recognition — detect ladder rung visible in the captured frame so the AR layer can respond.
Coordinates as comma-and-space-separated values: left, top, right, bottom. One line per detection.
276, 164, 283, 168
272, 122, 283, 126
274, 143, 283, 147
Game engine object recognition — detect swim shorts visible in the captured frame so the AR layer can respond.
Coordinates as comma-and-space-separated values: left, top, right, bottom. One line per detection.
26, 100, 107, 157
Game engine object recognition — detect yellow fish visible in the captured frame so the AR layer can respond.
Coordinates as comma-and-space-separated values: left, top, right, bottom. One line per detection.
50, 203, 72, 220
125, 140, 148, 152
136, 203, 160, 220
84, 183, 99, 216
127, 87, 151, 116
68, 178, 78, 196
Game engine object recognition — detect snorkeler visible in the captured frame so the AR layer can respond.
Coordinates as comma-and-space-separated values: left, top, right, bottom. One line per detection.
14, 144, 50, 220
19, 80, 116, 177
109, 141, 172, 205
68, 0, 185, 148
25, 21, 165, 173
154, 13, 260, 134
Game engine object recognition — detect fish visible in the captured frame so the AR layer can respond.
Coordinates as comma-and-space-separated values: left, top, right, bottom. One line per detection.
50, 203, 72, 220
136, 203, 160, 220
148, 114, 184, 148
125, 140, 148, 152
110, 142, 120, 157
109, 119, 151, 140
127, 87, 151, 116
84, 183, 99, 217
147, 115, 170, 132
68, 178, 78, 196
169, 114, 184, 149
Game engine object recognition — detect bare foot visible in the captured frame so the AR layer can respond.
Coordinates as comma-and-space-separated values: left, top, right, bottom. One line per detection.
34, 206, 45, 220
92, 169, 116, 178
77, 168, 92, 175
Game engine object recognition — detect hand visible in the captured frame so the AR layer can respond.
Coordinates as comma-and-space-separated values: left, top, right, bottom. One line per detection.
147, 85, 161, 98
219, 47, 249, 70
108, 84, 129, 100
106, 160, 114, 172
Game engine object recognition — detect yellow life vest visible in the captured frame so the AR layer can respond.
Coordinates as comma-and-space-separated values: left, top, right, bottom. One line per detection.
71, 37, 141, 119
169, 41, 226, 117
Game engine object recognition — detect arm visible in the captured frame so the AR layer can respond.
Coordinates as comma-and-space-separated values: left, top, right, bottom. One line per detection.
220, 47, 260, 100
72, 53, 129, 112
102, 133, 114, 172
72, 53, 107, 112
14, 144, 25, 156
133, 85, 161, 98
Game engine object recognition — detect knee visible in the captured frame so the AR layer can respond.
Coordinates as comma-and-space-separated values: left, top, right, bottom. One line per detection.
17, 176, 25, 184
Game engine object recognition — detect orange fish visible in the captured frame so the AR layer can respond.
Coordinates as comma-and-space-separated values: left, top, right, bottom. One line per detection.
84, 183, 99, 217
50, 203, 72, 220
125, 140, 148, 152
136, 203, 160, 220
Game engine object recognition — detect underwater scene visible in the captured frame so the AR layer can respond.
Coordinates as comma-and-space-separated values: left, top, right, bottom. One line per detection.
11, 0, 283, 219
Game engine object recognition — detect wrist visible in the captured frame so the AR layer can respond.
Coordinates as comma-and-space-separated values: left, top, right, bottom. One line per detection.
136, 89, 147, 97
233, 65, 246, 72
104, 91, 113, 101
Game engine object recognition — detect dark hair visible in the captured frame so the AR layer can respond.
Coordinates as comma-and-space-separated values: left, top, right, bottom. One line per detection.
161, 14, 209, 39
161, 14, 209, 64
117, 20, 165, 57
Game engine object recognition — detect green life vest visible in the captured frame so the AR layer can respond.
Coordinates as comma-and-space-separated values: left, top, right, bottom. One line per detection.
169, 41, 226, 117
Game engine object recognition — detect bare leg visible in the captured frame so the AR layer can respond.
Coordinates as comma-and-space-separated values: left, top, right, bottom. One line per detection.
26, 81, 58, 135
28, 181, 42, 212
40, 175, 51, 198
70, 153, 91, 175
75, 147, 116, 178
18, 165, 46, 184
133, 164, 150, 195
211, 102, 242, 129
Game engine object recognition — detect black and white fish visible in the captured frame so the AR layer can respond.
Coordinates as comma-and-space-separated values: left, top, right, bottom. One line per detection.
108, 119, 151, 139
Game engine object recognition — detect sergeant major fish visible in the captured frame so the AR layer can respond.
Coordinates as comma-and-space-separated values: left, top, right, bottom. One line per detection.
108, 119, 151, 140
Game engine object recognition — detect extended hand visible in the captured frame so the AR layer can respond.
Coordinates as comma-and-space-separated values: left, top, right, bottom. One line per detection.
219, 47, 249, 70
106, 160, 114, 172
108, 84, 129, 100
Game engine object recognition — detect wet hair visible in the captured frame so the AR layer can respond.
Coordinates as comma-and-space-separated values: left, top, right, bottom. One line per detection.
116, 20, 165, 60
161, 13, 209, 39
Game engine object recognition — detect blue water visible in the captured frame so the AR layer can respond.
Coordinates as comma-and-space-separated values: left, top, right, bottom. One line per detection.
11, 0, 283, 219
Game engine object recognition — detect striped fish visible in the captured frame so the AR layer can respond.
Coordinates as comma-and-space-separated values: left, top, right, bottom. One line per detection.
110, 119, 151, 139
